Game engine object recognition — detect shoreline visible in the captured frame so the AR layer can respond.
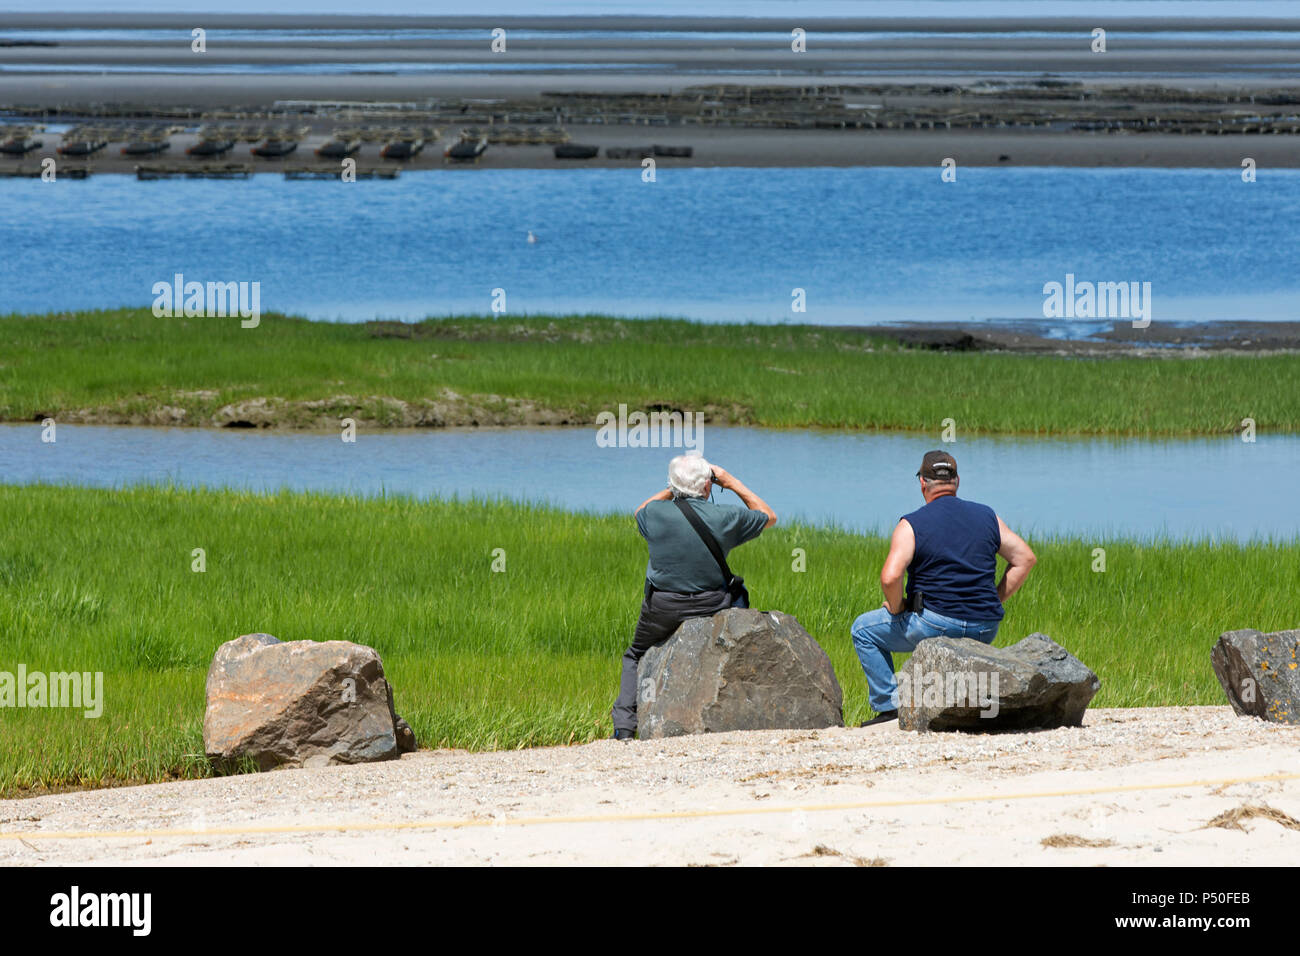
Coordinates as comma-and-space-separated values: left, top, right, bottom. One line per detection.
6, 14, 1299, 172
6, 474, 1297, 547
861, 319, 1300, 354
10, 127, 1300, 171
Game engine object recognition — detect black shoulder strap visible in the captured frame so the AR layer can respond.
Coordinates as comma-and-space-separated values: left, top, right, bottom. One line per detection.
673, 497, 734, 586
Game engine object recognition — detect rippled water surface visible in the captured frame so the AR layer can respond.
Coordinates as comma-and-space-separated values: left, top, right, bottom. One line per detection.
2, 168, 1297, 325
5, 423, 1297, 541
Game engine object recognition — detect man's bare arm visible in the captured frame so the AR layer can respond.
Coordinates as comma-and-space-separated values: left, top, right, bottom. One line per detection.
880, 519, 915, 614
711, 466, 777, 528
996, 515, 1037, 603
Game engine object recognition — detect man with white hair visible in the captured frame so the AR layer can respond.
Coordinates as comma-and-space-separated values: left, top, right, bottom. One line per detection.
611, 453, 777, 740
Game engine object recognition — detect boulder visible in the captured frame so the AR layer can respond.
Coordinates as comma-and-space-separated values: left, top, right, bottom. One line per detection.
897, 633, 1099, 732
1211, 628, 1300, 725
636, 608, 842, 739
204, 632, 417, 771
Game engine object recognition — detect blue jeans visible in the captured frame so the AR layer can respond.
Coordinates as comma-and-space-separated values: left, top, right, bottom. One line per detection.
850, 606, 1001, 713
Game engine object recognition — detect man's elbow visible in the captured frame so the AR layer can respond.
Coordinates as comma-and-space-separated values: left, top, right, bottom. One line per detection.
765, 511, 778, 529
880, 568, 902, 589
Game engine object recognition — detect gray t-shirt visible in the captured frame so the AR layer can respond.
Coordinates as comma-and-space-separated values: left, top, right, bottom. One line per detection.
636, 498, 769, 593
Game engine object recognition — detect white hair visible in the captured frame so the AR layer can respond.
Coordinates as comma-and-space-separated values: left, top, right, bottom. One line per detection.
667, 454, 712, 499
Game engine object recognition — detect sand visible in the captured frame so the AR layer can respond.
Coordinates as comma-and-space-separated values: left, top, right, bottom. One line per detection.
2, 707, 1298, 866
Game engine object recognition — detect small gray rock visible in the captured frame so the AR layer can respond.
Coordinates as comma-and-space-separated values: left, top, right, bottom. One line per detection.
1211, 628, 1300, 724
898, 633, 1100, 732
393, 714, 418, 754
637, 608, 842, 739
203, 633, 417, 770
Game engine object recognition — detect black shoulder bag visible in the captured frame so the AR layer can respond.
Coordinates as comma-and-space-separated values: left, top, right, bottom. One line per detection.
673, 498, 750, 608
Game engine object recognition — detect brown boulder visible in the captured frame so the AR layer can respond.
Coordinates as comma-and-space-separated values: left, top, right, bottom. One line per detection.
203, 633, 416, 770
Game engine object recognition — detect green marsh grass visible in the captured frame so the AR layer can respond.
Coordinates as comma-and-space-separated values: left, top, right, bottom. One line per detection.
2, 483, 1297, 795
2, 310, 1298, 435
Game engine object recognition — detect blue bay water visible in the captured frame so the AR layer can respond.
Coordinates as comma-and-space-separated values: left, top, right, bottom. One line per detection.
3, 424, 1297, 542
2, 167, 1298, 324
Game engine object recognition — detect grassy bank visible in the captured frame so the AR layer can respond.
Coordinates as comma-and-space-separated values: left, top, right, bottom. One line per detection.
2, 310, 1298, 435
2, 483, 1297, 796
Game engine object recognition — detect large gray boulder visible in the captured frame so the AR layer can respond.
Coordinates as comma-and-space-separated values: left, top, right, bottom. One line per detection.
636, 608, 842, 739
898, 633, 1099, 732
204, 633, 417, 771
1212, 628, 1300, 725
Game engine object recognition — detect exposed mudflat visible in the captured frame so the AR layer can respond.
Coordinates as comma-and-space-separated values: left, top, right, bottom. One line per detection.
861, 320, 1300, 356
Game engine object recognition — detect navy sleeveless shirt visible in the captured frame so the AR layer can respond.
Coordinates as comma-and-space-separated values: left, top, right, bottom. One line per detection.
902, 495, 1004, 621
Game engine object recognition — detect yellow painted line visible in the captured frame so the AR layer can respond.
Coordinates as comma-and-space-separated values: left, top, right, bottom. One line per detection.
3, 771, 1299, 842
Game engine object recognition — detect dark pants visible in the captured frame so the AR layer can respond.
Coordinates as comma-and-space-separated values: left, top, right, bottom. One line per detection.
611, 580, 730, 734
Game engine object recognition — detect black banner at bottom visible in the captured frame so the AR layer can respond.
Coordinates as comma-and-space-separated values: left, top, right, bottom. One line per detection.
0, 865, 1282, 942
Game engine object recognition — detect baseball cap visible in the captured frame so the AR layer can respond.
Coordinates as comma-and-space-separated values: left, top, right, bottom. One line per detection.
917, 450, 958, 481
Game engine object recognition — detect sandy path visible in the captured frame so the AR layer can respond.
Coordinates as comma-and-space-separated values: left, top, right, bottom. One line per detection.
2, 707, 1298, 867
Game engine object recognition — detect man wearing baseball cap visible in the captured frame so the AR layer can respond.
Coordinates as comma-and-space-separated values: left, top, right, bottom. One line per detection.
850, 450, 1037, 726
